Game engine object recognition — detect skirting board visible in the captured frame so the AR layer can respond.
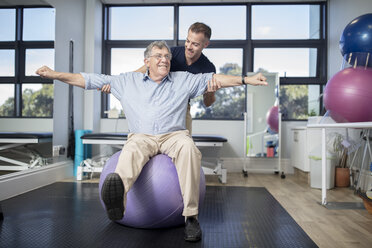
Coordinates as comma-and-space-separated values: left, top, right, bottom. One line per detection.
0, 160, 73, 201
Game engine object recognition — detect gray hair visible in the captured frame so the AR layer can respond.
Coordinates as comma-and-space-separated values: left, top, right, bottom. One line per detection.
144, 41, 171, 59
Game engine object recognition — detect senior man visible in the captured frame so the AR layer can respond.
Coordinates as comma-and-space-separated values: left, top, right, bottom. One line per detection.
36, 40, 267, 242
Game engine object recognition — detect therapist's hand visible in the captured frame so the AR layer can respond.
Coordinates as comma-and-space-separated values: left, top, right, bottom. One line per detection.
206, 76, 221, 93
98, 84, 111, 94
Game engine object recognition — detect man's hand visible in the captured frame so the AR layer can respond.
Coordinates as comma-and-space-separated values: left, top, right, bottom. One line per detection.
245, 73, 268, 86
36, 65, 86, 88
98, 84, 111, 94
36, 66, 56, 79
206, 76, 222, 93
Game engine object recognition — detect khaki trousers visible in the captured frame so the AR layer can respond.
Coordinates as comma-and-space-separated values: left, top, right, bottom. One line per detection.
114, 130, 202, 217
186, 104, 192, 134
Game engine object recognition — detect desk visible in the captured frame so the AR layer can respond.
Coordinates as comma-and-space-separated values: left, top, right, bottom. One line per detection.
307, 122, 372, 206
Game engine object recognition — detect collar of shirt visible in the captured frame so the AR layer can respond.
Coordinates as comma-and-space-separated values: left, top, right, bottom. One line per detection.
143, 70, 173, 84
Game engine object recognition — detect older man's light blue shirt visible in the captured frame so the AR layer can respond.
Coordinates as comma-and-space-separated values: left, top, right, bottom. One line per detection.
82, 71, 213, 135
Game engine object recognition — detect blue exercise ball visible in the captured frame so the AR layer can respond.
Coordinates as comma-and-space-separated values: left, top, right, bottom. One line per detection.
99, 152, 206, 229
339, 13, 372, 56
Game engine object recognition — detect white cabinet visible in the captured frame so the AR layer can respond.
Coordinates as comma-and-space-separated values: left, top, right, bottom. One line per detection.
291, 127, 309, 172
291, 126, 324, 172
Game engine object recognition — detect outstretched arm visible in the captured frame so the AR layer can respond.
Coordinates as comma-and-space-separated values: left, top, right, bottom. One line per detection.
211, 73, 267, 90
36, 66, 86, 88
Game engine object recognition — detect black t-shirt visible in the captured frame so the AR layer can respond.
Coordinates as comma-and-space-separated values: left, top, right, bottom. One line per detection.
170, 46, 216, 74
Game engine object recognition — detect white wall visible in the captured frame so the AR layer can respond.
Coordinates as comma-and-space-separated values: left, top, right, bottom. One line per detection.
0, 119, 53, 132
83, 0, 102, 132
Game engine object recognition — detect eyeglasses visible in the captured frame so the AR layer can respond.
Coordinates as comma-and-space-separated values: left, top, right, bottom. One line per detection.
149, 53, 172, 61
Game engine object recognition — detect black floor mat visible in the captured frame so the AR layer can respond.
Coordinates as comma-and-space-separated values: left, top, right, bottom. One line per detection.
0, 183, 317, 248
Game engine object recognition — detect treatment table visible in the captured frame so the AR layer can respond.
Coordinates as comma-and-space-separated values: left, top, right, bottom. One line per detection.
79, 133, 228, 183
0, 132, 52, 171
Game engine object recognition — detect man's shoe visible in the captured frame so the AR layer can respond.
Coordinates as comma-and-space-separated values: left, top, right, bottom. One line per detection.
101, 173, 125, 221
184, 217, 202, 242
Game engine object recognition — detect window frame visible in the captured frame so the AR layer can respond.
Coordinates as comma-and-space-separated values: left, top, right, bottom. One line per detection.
102, 2, 327, 121
0, 6, 54, 118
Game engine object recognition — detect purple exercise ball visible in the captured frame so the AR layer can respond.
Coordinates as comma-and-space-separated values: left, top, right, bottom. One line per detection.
99, 152, 206, 229
324, 67, 372, 123
266, 106, 279, 133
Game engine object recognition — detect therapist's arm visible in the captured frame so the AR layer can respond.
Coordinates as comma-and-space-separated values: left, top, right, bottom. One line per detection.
99, 65, 147, 93
203, 76, 221, 107
134, 65, 147, 73
36, 66, 86, 88
211, 72, 268, 90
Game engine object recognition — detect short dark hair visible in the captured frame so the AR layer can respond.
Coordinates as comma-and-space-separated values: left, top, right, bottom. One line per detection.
188, 22, 211, 40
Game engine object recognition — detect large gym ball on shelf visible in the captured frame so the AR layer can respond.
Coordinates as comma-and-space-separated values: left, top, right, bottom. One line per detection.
323, 67, 372, 123
99, 152, 206, 229
266, 106, 279, 133
339, 13, 372, 67
340, 13, 372, 55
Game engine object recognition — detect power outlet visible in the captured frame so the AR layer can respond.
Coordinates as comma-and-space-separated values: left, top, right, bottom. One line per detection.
104, 109, 119, 119
53, 145, 66, 156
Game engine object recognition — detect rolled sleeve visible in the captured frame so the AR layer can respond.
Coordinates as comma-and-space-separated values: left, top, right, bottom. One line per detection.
81, 72, 110, 90
81, 72, 124, 100
188, 72, 214, 99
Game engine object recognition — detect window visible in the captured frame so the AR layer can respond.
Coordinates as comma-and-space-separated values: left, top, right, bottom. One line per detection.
179, 6, 246, 40
252, 4, 327, 120
23, 8, 55, 41
0, 7, 55, 118
191, 48, 244, 119
0, 50, 15, 76
254, 48, 317, 77
252, 5, 320, 39
103, 3, 326, 121
109, 7, 173, 40
280, 84, 320, 120
25, 49, 54, 76
0, 9, 15, 41
0, 84, 14, 117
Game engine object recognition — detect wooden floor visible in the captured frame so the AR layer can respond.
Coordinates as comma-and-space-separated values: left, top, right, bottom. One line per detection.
206, 173, 372, 248
66, 172, 372, 248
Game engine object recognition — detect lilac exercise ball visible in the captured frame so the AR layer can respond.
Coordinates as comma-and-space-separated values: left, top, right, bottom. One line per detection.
266, 106, 279, 133
99, 152, 206, 229
323, 67, 372, 123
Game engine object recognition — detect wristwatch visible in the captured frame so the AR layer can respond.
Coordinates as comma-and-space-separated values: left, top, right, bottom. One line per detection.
242, 76, 246, 85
